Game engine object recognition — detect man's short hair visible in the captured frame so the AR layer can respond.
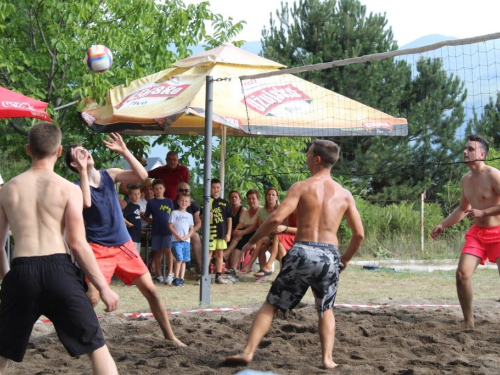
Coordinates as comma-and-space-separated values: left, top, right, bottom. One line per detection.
28, 122, 62, 159
211, 178, 221, 185
246, 189, 260, 200
128, 186, 141, 195
468, 134, 490, 155
312, 139, 340, 167
64, 143, 82, 173
152, 179, 165, 188
166, 151, 178, 159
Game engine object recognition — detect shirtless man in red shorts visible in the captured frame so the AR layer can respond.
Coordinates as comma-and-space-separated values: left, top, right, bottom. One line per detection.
432, 134, 500, 328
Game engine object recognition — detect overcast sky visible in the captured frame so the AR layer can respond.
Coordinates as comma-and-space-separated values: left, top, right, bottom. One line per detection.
184, 0, 500, 46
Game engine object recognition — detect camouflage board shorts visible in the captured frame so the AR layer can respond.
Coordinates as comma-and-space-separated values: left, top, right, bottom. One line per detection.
267, 241, 342, 316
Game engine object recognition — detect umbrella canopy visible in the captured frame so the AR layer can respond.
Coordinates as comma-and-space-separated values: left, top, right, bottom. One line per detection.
0, 86, 51, 121
80, 44, 407, 137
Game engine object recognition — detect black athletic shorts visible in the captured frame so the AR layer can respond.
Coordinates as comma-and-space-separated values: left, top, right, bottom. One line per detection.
0, 254, 105, 362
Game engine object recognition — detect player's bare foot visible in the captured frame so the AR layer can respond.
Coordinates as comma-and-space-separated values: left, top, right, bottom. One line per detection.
462, 319, 475, 329
171, 337, 187, 347
323, 360, 338, 369
223, 352, 253, 366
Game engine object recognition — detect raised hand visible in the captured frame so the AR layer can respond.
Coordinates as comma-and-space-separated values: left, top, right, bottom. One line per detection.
103, 132, 127, 155
71, 147, 88, 173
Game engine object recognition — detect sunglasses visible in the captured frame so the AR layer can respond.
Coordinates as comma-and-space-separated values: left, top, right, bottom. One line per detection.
178, 189, 190, 193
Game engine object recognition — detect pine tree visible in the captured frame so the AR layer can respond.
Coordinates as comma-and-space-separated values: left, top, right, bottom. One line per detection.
260, 0, 467, 202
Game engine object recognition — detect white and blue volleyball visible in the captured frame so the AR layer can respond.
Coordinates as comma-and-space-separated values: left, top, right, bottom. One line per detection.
84, 45, 113, 73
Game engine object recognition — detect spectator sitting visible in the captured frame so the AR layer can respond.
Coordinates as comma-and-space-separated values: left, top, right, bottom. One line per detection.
144, 179, 174, 285
148, 151, 189, 200
122, 185, 143, 253
229, 190, 247, 232
239, 187, 281, 275
223, 190, 247, 266
173, 182, 202, 273
168, 193, 195, 287
225, 190, 261, 275
254, 210, 297, 277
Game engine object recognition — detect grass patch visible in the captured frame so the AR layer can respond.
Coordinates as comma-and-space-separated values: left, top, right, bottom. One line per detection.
94, 266, 500, 315
349, 233, 464, 260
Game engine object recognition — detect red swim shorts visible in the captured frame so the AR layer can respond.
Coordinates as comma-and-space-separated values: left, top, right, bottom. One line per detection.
462, 224, 500, 265
88, 239, 149, 285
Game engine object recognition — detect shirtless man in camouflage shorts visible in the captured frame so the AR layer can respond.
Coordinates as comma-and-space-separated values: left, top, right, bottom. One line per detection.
224, 139, 364, 369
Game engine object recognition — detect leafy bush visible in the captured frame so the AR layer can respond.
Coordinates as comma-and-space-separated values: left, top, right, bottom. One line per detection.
339, 197, 467, 259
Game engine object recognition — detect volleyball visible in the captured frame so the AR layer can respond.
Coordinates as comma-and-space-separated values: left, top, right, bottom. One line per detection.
84, 45, 113, 73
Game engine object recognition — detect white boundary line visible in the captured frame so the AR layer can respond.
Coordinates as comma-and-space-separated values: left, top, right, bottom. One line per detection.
35, 304, 462, 324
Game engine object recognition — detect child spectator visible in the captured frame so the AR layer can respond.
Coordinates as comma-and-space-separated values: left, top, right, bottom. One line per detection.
168, 193, 194, 287
145, 179, 174, 284
202, 179, 233, 284
123, 185, 142, 253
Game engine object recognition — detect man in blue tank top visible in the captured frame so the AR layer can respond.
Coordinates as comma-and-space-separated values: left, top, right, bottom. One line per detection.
65, 133, 185, 347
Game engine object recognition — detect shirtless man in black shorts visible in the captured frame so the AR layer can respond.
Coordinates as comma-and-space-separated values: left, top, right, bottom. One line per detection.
0, 122, 119, 374
224, 139, 364, 369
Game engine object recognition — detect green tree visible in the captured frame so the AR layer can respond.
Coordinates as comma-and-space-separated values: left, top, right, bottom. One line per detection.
0, 0, 244, 179
466, 92, 500, 148
260, 0, 411, 193
365, 58, 466, 201
261, 0, 408, 112
260, 0, 467, 202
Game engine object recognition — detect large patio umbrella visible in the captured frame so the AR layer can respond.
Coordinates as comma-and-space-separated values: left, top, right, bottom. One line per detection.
80, 44, 408, 305
80, 44, 407, 137
0, 86, 51, 121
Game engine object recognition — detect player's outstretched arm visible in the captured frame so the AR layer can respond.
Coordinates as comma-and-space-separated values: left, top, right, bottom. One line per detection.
105, 133, 148, 184
65, 184, 119, 312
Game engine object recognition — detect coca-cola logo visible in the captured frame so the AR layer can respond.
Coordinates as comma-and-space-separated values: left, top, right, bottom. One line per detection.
242, 84, 310, 115
2, 101, 35, 110
116, 78, 191, 109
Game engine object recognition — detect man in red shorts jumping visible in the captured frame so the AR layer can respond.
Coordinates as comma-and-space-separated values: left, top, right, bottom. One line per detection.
65, 133, 185, 347
432, 134, 500, 328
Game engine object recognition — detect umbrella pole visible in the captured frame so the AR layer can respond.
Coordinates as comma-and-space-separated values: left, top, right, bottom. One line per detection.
220, 126, 226, 198
200, 76, 214, 305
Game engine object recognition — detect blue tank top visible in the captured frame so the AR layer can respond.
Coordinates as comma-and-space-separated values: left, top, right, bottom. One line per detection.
77, 170, 131, 246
